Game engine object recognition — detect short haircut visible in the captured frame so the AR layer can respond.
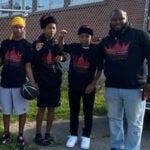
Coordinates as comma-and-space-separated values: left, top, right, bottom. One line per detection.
110, 9, 127, 18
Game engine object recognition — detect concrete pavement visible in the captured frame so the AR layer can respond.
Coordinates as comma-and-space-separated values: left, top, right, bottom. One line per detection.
20, 116, 150, 150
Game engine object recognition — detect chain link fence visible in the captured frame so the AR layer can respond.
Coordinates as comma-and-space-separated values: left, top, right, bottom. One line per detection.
0, 0, 148, 89
0, 0, 147, 43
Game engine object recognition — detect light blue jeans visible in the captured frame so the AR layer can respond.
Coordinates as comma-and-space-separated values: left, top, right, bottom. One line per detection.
105, 88, 146, 150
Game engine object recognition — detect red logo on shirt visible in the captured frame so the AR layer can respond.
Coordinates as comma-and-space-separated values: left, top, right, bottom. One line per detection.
73, 55, 90, 72
105, 40, 130, 59
5, 47, 23, 63
42, 51, 55, 65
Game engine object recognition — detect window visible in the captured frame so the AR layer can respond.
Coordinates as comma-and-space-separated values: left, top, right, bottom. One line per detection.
0, 0, 9, 17
0, 0, 64, 17
13, 0, 32, 10
12, 0, 32, 15
13, 0, 21, 10
25, 0, 32, 10
70, 0, 104, 6
37, 0, 64, 11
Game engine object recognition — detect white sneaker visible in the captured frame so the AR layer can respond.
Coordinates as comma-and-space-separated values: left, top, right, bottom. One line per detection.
80, 136, 90, 149
66, 135, 78, 148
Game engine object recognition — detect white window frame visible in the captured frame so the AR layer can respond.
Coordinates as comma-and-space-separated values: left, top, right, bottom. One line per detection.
36, 0, 64, 11
70, 0, 104, 6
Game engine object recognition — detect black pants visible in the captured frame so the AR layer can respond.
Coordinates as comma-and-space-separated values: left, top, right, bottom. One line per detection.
68, 88, 95, 137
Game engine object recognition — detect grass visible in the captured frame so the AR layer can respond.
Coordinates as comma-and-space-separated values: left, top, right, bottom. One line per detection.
27, 88, 107, 121
0, 88, 107, 150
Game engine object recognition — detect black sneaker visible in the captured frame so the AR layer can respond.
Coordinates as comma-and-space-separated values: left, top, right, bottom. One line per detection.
0, 133, 10, 145
40, 134, 54, 146
45, 133, 54, 142
34, 134, 43, 145
17, 136, 25, 150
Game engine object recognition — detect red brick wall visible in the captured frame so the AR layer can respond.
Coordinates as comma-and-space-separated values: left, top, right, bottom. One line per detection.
0, 0, 146, 43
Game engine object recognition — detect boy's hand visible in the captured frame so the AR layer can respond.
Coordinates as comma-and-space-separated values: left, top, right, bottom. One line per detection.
55, 55, 63, 62
60, 29, 68, 37
36, 42, 44, 51
91, 37, 101, 45
85, 83, 95, 94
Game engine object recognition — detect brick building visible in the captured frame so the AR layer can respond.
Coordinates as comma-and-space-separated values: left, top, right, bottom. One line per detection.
0, 0, 148, 43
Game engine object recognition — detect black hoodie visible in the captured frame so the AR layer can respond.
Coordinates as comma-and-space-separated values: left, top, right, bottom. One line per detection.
99, 24, 150, 89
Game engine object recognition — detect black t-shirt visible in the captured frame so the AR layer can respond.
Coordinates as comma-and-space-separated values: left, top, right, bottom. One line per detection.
32, 34, 62, 88
0, 39, 32, 88
63, 43, 103, 90
99, 25, 150, 89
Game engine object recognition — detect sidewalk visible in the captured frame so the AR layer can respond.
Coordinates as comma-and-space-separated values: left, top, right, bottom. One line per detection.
16, 116, 150, 150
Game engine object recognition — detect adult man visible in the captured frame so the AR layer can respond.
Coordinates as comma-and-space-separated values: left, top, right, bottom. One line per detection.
99, 9, 150, 150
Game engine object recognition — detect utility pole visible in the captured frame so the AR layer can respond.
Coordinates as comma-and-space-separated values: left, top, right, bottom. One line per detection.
32, 0, 38, 12
143, 0, 149, 31
64, 0, 70, 8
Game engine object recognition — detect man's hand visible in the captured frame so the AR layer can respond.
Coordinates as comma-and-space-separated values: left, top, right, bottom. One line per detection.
143, 83, 150, 100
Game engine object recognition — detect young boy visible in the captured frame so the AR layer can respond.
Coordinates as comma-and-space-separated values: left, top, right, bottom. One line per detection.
0, 16, 35, 149
59, 25, 103, 149
32, 14, 63, 146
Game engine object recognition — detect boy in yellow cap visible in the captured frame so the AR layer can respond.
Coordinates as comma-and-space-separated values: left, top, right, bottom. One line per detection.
0, 16, 35, 150
10, 16, 26, 39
